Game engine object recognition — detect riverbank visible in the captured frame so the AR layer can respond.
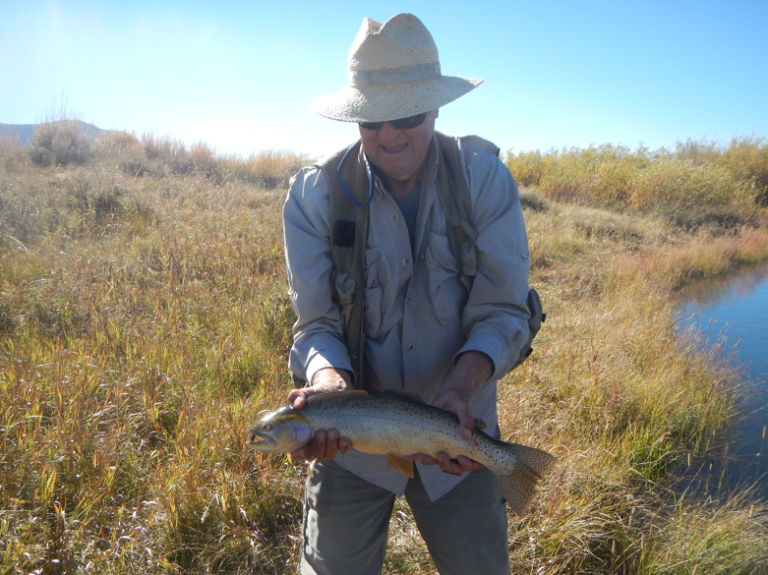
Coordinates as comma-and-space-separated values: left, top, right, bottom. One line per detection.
2, 138, 768, 573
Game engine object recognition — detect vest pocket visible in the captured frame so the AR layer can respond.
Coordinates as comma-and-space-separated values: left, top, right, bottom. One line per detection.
364, 248, 383, 337
425, 231, 463, 324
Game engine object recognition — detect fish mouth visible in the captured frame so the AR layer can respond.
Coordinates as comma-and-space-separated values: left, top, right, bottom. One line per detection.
247, 431, 278, 451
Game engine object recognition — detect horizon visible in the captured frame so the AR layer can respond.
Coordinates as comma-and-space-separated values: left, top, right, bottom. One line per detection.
2, 1, 767, 160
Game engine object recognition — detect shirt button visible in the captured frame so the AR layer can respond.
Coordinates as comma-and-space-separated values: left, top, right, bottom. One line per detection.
394, 213, 400, 221
406, 343, 414, 350
401, 258, 408, 266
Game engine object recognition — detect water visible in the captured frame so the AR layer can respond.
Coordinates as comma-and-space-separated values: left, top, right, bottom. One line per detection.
676, 263, 768, 494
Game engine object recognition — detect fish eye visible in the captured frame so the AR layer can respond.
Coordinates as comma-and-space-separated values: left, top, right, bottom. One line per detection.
261, 423, 271, 431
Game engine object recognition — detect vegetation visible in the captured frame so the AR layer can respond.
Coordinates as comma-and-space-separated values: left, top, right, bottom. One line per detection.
2, 122, 768, 574
506, 136, 768, 216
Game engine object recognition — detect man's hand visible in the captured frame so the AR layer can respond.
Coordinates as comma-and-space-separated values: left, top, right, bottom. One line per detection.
287, 368, 353, 462
411, 351, 493, 475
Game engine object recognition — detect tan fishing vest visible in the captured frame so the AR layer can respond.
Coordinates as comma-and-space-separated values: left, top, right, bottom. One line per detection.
318, 132, 544, 389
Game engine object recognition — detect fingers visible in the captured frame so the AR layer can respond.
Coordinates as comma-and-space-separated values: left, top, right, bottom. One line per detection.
432, 391, 475, 441
454, 405, 475, 441
455, 454, 483, 473
288, 388, 308, 409
409, 452, 483, 476
289, 428, 351, 462
287, 368, 353, 410
410, 453, 439, 466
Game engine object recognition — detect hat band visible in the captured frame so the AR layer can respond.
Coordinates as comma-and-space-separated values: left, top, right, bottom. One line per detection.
349, 61, 441, 87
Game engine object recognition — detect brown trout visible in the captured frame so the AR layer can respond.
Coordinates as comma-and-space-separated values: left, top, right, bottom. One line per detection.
247, 390, 556, 515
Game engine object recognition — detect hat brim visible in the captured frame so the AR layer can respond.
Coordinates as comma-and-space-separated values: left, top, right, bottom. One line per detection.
311, 75, 483, 123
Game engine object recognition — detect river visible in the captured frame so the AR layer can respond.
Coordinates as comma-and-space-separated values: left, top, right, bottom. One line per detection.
676, 263, 768, 495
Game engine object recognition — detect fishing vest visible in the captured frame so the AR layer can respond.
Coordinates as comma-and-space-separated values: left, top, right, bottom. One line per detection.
318, 131, 544, 389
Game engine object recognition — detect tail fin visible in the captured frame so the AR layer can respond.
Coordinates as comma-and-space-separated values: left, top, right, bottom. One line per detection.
496, 445, 556, 516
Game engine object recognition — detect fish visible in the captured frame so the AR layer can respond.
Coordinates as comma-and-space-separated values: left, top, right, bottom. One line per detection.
247, 390, 556, 516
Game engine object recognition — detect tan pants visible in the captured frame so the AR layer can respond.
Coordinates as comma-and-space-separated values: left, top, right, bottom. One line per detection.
300, 460, 510, 575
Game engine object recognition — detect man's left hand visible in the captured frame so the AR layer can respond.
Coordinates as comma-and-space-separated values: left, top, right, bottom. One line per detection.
410, 350, 494, 476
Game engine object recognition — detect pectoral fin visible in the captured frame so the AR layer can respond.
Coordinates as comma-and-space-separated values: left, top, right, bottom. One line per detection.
386, 454, 414, 478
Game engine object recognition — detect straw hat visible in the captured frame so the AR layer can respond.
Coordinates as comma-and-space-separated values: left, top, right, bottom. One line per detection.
311, 13, 483, 123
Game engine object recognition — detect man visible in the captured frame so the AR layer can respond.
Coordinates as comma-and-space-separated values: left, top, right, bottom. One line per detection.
282, 13, 531, 575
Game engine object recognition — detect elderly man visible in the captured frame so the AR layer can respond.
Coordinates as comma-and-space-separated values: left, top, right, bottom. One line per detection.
282, 13, 531, 575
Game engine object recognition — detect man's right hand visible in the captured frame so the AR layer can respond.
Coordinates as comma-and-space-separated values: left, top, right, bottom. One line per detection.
287, 368, 353, 462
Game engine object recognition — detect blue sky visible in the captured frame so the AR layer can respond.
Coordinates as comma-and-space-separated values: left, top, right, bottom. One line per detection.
2, 0, 767, 159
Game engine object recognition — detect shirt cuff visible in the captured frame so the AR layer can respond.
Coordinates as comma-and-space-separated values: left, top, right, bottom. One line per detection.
305, 349, 355, 388
455, 325, 528, 383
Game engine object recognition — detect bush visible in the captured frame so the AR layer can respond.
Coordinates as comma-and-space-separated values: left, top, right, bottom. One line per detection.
719, 136, 768, 207
506, 149, 556, 187
628, 160, 741, 211
507, 138, 768, 217
536, 144, 648, 206
30, 119, 92, 166
518, 189, 548, 212
228, 149, 310, 188
95, 130, 143, 159
0, 134, 29, 171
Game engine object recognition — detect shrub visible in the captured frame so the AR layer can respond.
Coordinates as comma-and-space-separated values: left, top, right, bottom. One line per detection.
228, 149, 310, 188
1, 133, 29, 171
718, 136, 768, 207
508, 138, 768, 217
95, 130, 143, 159
537, 144, 648, 206
628, 160, 740, 211
141, 134, 194, 175
505, 149, 556, 187
30, 119, 92, 166
518, 189, 548, 212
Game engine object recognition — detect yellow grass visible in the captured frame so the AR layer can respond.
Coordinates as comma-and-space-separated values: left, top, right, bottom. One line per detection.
2, 132, 768, 574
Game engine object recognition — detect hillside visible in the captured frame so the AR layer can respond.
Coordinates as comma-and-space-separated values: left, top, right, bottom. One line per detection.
0, 120, 105, 146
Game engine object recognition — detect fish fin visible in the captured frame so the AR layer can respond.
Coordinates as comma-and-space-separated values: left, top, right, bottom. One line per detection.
385, 454, 415, 478
379, 389, 426, 403
497, 445, 557, 516
474, 418, 487, 430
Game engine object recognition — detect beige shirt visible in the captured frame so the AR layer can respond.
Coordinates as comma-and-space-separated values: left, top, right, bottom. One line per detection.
283, 134, 530, 501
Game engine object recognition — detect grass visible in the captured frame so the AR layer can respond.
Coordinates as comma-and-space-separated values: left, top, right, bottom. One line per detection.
506, 137, 768, 213
2, 125, 768, 574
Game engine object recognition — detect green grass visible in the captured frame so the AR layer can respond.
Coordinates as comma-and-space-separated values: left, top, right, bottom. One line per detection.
2, 127, 768, 574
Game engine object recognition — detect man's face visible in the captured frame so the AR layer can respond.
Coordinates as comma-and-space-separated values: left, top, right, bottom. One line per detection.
358, 109, 438, 186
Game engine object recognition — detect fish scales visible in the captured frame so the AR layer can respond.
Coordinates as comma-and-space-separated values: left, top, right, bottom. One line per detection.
247, 390, 556, 515
303, 393, 514, 473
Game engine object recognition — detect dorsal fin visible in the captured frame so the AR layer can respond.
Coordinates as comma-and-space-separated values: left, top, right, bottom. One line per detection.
474, 418, 487, 430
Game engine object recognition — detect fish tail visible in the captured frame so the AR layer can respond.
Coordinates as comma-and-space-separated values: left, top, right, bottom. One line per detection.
496, 445, 556, 516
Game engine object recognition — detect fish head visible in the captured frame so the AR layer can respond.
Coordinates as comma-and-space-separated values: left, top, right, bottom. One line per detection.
247, 406, 312, 453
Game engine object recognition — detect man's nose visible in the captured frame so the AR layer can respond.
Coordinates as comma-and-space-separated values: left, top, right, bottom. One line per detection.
378, 121, 402, 139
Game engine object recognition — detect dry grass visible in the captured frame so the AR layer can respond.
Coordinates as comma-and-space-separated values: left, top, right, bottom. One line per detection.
2, 132, 768, 574
507, 137, 768, 213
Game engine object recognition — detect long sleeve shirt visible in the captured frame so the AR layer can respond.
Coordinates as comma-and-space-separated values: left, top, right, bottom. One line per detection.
282, 133, 530, 501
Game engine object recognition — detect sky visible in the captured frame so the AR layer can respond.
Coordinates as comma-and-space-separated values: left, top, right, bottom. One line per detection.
2, 0, 767, 160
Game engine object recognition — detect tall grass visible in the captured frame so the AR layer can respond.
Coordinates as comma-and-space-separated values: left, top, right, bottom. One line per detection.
506, 137, 768, 219
2, 133, 768, 573
104, 132, 309, 188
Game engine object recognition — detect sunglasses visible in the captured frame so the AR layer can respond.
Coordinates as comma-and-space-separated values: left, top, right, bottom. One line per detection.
359, 112, 427, 131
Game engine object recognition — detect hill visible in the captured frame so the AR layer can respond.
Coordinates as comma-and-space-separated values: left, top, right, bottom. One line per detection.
0, 120, 105, 146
